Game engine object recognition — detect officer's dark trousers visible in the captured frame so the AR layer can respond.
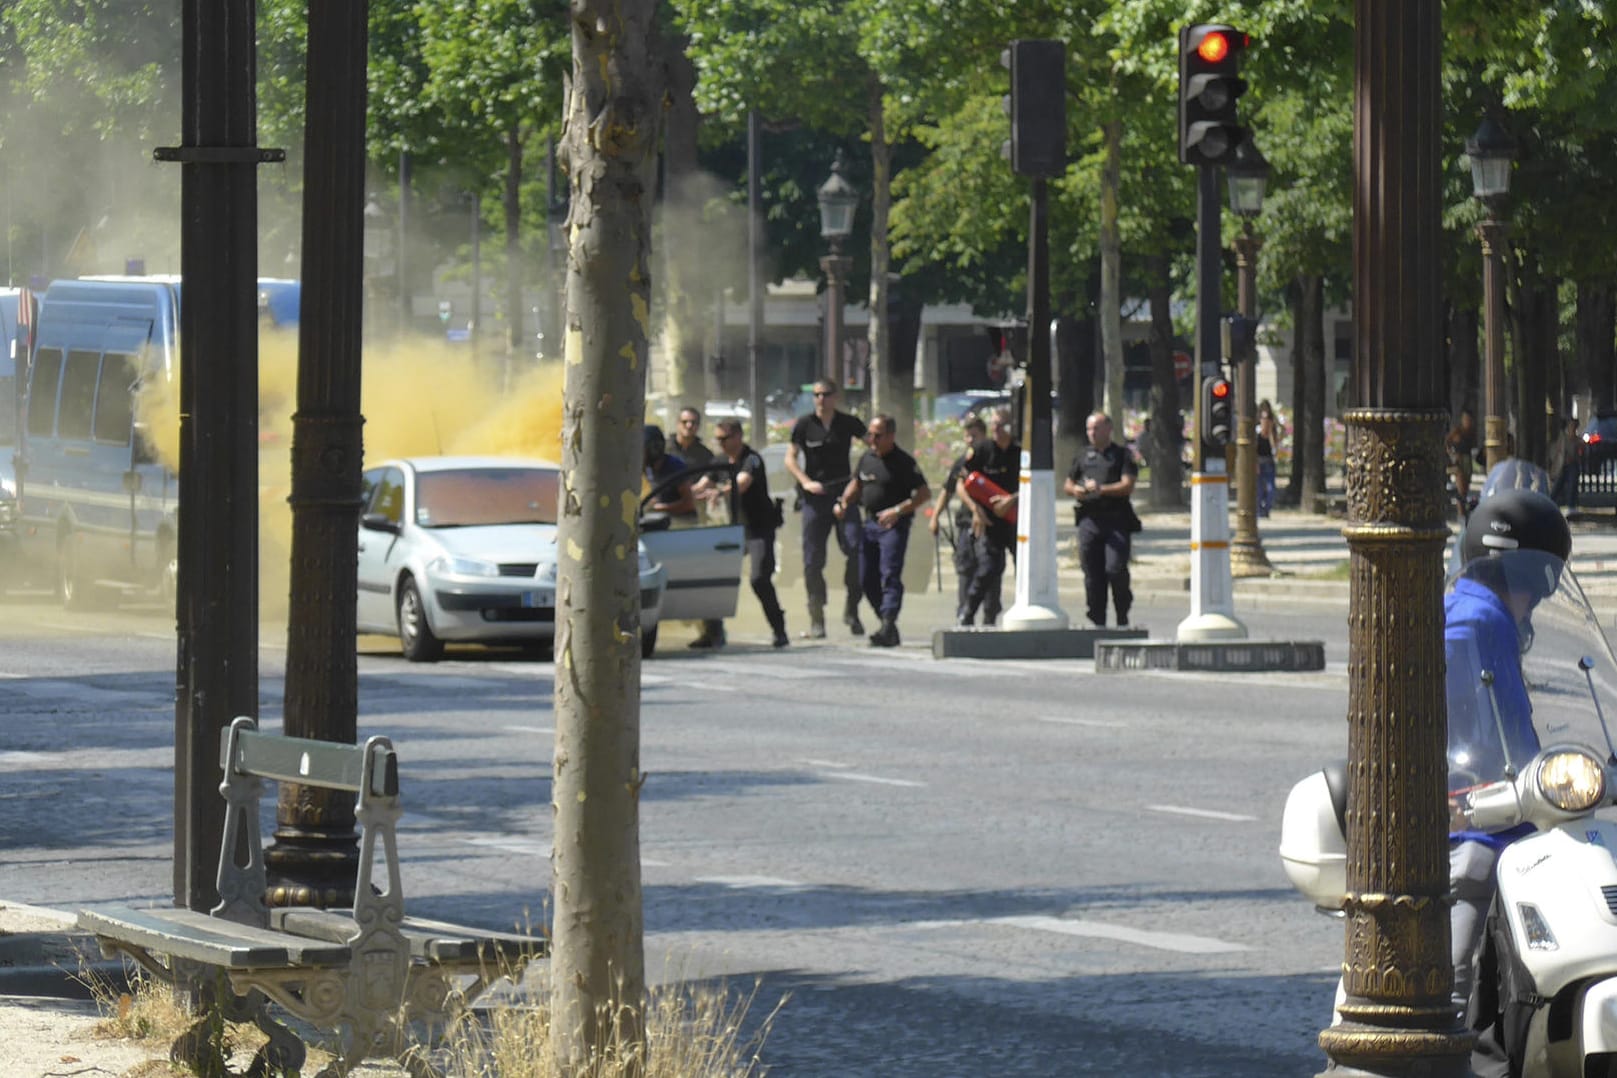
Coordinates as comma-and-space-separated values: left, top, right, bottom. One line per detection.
1077, 514, 1131, 626
951, 528, 977, 615
801, 494, 862, 620
860, 516, 911, 622
747, 534, 786, 635
960, 528, 1010, 626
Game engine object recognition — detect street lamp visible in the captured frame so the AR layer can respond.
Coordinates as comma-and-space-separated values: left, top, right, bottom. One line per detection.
817, 149, 858, 387
1467, 117, 1516, 472
1226, 138, 1273, 578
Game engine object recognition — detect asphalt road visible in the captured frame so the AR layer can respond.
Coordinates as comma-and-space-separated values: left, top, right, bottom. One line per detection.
0, 588, 1355, 1075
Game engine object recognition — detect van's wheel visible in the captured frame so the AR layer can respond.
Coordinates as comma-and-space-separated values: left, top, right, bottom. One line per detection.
58, 531, 98, 611
396, 576, 443, 662
641, 624, 658, 659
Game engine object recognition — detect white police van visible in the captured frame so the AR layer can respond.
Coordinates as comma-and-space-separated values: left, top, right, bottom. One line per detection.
14, 277, 297, 607
0, 288, 34, 566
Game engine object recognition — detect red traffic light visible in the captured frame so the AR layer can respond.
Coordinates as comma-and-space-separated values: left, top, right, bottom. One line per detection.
1210, 379, 1231, 399
1196, 32, 1230, 63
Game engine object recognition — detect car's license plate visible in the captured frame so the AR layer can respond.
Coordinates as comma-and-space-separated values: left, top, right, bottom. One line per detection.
521, 590, 553, 608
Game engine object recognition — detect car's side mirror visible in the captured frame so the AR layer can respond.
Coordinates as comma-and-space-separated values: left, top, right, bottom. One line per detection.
361, 512, 401, 535
640, 510, 671, 533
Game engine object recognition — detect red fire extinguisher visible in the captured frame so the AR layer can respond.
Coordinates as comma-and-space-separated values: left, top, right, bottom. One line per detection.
963, 471, 1017, 524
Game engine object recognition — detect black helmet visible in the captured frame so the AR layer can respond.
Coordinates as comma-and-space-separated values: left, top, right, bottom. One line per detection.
643, 424, 666, 461
1461, 488, 1570, 565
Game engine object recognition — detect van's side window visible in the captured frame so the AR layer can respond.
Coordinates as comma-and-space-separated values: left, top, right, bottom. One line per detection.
93, 353, 136, 445
58, 349, 101, 440
27, 348, 64, 437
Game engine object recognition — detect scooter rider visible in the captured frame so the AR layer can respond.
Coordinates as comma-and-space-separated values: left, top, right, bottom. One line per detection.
1446, 488, 1572, 1076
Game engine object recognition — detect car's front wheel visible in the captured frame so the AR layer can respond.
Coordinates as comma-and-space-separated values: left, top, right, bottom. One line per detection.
641, 624, 658, 659
396, 576, 444, 662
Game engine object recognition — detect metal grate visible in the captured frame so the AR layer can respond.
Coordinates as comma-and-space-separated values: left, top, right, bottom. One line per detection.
497, 563, 538, 578
1602, 885, 1617, 917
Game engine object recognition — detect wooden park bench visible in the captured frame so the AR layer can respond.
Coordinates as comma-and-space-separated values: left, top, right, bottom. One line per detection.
78, 715, 546, 1077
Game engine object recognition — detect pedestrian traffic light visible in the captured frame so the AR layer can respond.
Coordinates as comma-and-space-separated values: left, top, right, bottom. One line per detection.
1202, 375, 1233, 448
1000, 40, 1066, 178
1178, 24, 1251, 167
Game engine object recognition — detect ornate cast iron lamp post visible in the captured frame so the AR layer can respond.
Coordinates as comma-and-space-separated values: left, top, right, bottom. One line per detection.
1227, 137, 1274, 577
1467, 118, 1516, 473
816, 151, 858, 387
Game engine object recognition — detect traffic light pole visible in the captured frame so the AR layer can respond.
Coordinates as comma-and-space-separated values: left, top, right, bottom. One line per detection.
1178, 164, 1245, 641
1003, 173, 1068, 631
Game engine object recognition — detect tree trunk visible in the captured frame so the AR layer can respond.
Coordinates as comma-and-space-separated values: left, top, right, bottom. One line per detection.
505, 126, 524, 364
1284, 279, 1306, 506
1146, 252, 1183, 507
888, 283, 921, 443
866, 79, 895, 428
551, 0, 659, 1069
1299, 273, 1327, 510
1447, 303, 1479, 419
1098, 119, 1124, 434
1508, 247, 1551, 466
659, 31, 704, 406
1578, 280, 1615, 413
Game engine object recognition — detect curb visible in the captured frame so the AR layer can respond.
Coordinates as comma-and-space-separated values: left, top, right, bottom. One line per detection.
0, 901, 126, 1000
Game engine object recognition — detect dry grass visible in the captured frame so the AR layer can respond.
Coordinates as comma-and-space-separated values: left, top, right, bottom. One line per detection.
78, 955, 783, 1078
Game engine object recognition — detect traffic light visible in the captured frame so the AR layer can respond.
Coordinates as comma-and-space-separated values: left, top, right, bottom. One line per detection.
1202, 375, 1233, 449
1223, 313, 1257, 363
1178, 24, 1251, 166
1000, 40, 1066, 177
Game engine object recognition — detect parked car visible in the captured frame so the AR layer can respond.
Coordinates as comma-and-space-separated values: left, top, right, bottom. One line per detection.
357, 456, 681, 662
1579, 412, 1617, 509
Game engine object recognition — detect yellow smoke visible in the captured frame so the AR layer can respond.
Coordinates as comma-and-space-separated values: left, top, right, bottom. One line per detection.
135, 333, 565, 619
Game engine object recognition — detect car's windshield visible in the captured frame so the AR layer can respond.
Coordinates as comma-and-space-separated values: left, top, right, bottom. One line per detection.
415, 467, 559, 527
1447, 552, 1617, 793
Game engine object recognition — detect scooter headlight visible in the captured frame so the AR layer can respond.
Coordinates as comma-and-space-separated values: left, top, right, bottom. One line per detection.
1536, 750, 1607, 813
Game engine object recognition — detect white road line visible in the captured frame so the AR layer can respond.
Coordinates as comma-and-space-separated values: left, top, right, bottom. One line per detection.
802, 757, 852, 770
1148, 804, 1257, 823
1037, 716, 1125, 728
0, 672, 23, 679
693, 875, 804, 891
817, 770, 925, 788
503, 725, 554, 735
466, 836, 550, 856
907, 915, 1248, 954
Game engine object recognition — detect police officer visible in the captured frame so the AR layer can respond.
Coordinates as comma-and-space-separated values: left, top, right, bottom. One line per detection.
1063, 411, 1137, 628
786, 379, 868, 639
698, 418, 789, 648
646, 423, 720, 648
956, 406, 1020, 627
836, 414, 930, 648
930, 415, 989, 625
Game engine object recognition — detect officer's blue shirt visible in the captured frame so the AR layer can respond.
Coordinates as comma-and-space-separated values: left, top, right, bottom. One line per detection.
1445, 575, 1538, 850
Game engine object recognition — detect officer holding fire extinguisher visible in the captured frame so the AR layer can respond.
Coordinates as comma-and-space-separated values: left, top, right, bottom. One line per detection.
956, 407, 1020, 627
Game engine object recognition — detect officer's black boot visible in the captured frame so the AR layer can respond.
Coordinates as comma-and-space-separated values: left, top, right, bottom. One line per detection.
801, 602, 826, 640
870, 618, 900, 648
844, 598, 865, 637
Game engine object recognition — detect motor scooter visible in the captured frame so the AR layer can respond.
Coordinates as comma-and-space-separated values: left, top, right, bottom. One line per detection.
1280, 552, 1617, 1076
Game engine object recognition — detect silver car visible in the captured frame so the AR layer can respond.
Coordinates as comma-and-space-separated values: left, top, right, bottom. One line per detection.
358, 456, 730, 662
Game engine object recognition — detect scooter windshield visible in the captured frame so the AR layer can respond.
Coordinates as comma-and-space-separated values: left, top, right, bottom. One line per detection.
1447, 551, 1617, 796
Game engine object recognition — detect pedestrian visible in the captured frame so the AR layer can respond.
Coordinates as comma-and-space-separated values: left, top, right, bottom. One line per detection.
1548, 416, 1581, 510
1063, 411, 1138, 628
1257, 399, 1279, 518
671, 405, 715, 468
786, 378, 869, 638
668, 405, 726, 644
696, 418, 789, 648
1446, 408, 1479, 515
955, 406, 1020, 627
837, 414, 930, 648
930, 415, 989, 625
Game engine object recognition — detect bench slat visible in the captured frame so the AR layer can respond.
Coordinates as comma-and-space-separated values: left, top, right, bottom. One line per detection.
79, 907, 352, 970
225, 728, 367, 792
270, 908, 544, 964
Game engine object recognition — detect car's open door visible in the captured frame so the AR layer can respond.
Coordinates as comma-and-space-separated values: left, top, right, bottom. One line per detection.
639, 461, 744, 621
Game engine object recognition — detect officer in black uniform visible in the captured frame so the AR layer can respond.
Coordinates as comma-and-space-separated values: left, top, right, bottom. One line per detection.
836, 414, 930, 648
700, 418, 788, 648
930, 414, 989, 625
957, 406, 1020, 627
786, 379, 868, 638
1063, 411, 1138, 627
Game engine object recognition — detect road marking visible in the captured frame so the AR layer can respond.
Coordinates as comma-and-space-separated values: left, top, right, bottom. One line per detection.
1149, 804, 1257, 822
802, 757, 851, 770
816, 770, 925, 788
907, 915, 1248, 954
0, 672, 22, 679
1037, 716, 1125, 728
503, 725, 554, 735
694, 875, 804, 892
467, 836, 550, 856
